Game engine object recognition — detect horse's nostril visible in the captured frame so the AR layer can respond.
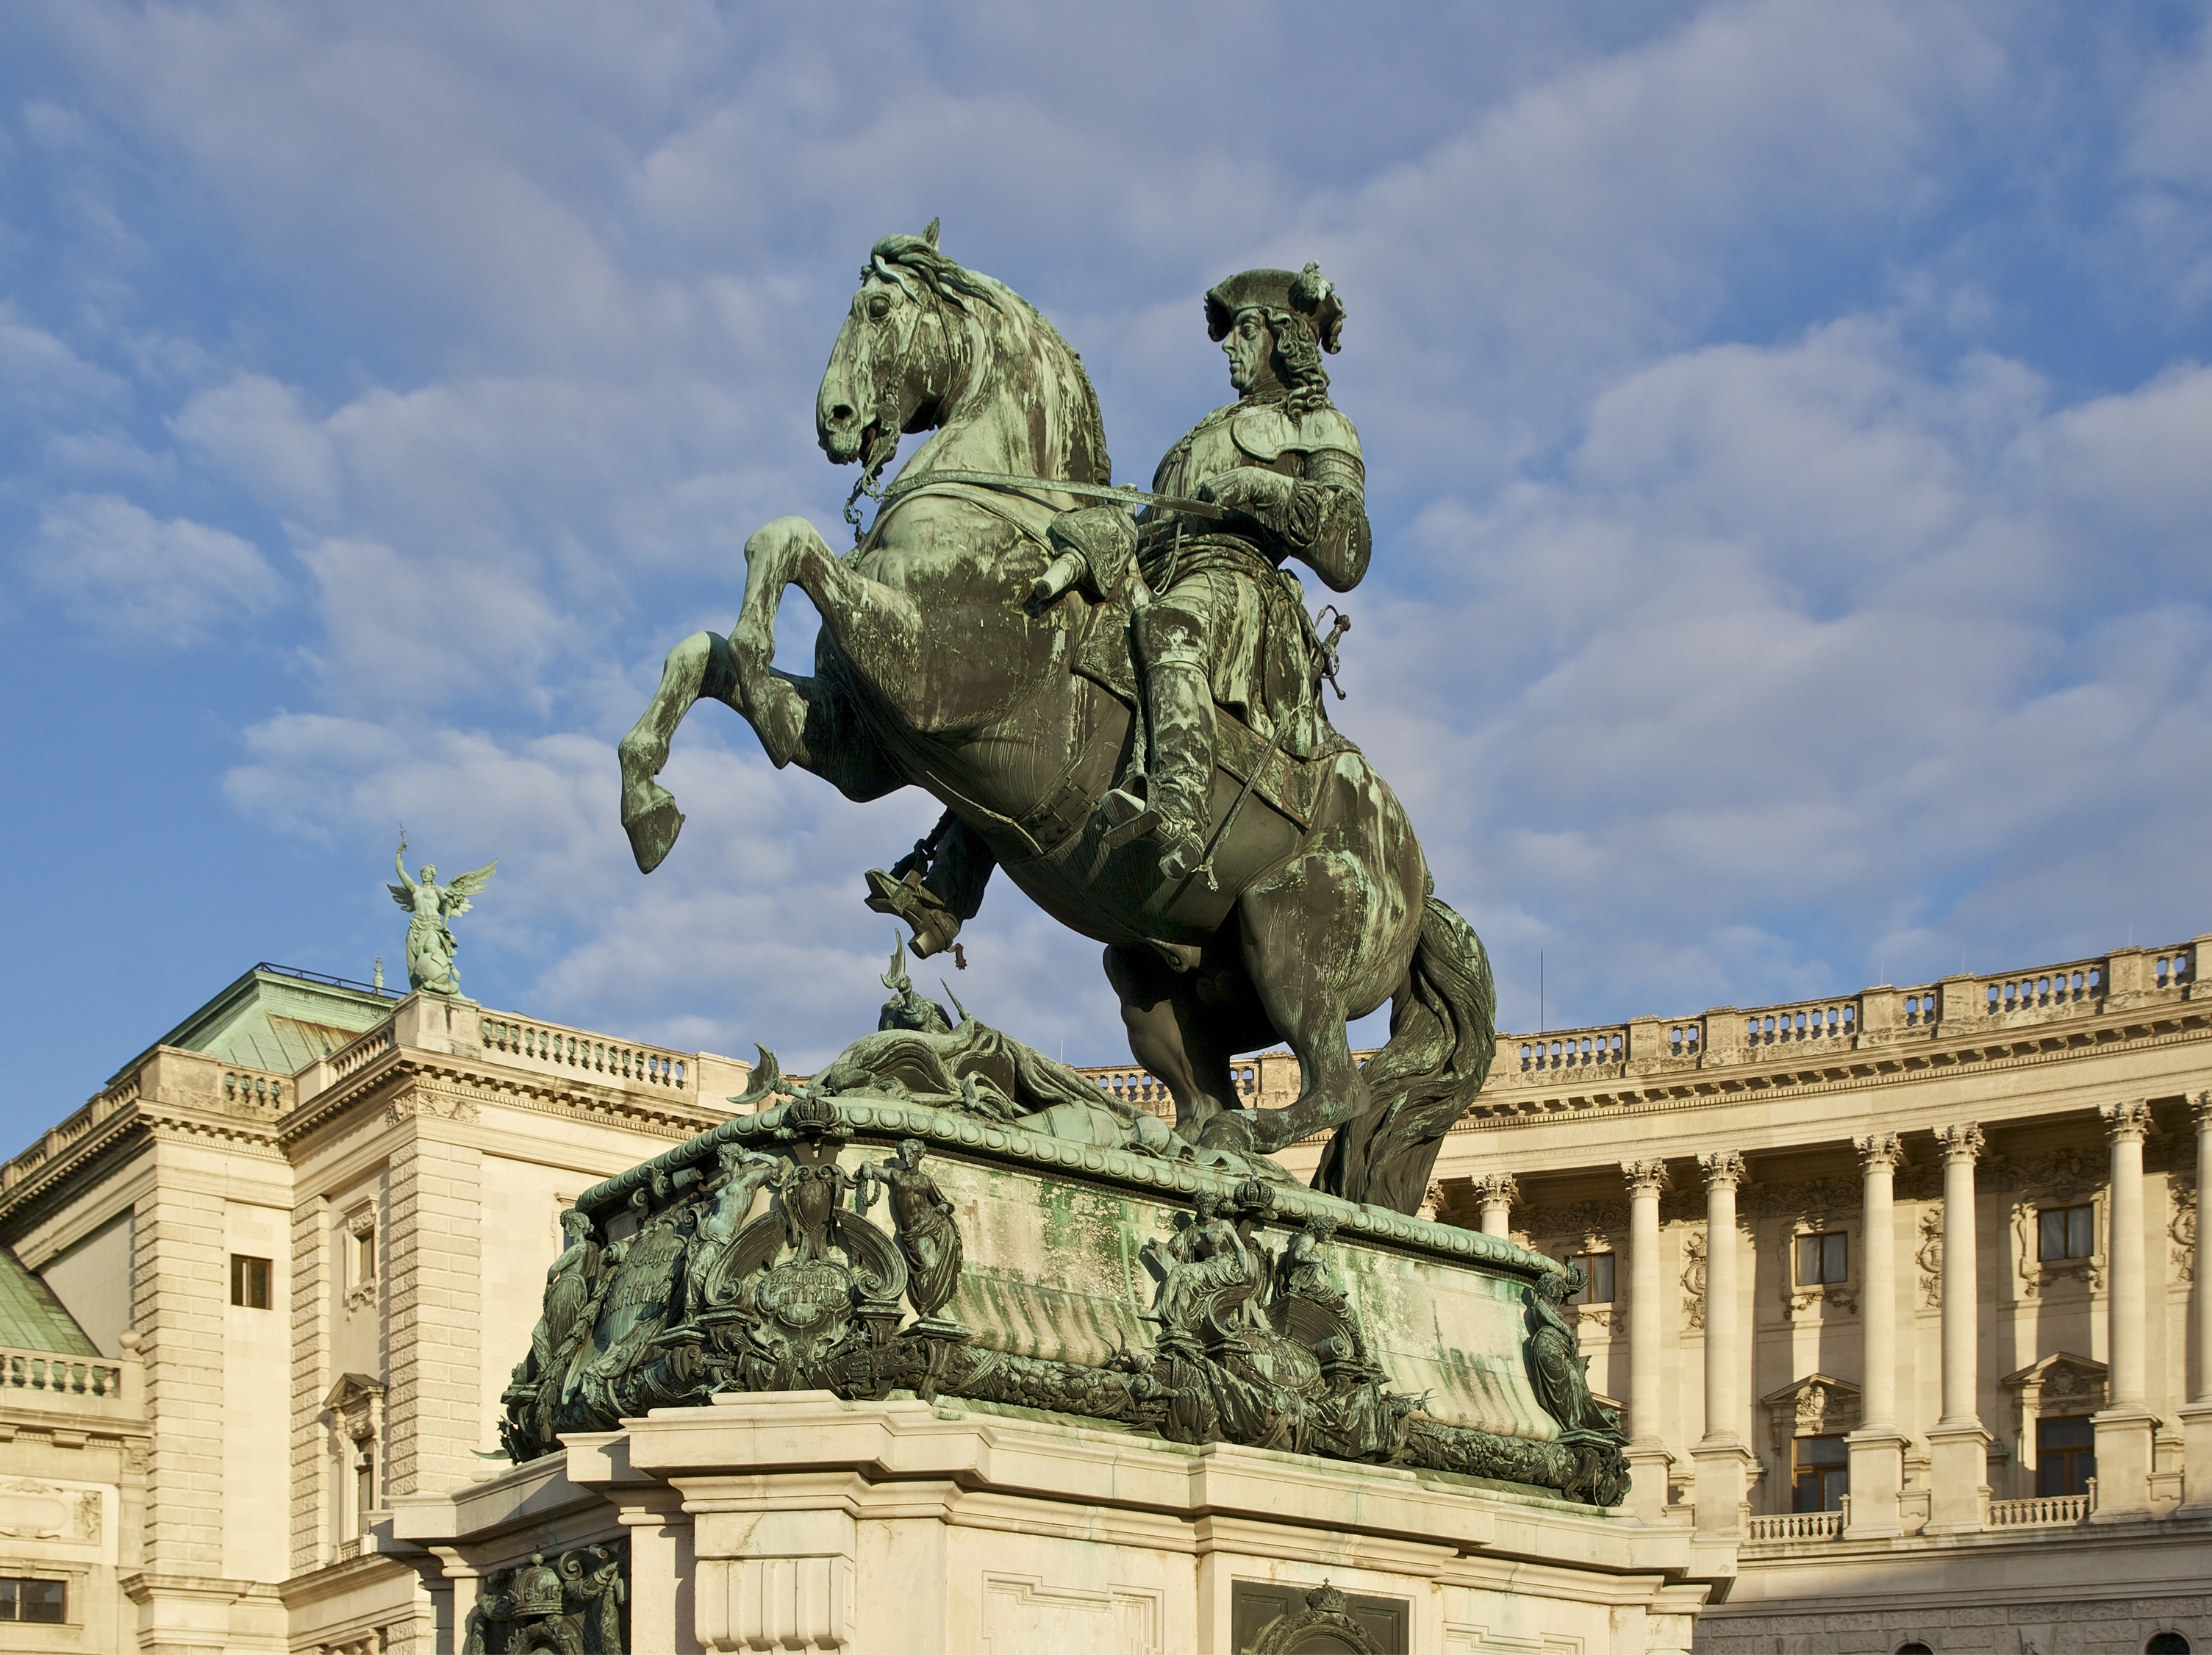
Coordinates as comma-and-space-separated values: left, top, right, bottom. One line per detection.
828, 404, 855, 424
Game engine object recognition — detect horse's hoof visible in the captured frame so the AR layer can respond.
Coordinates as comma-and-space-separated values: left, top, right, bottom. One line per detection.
1197, 1110, 1256, 1153
624, 799, 685, 873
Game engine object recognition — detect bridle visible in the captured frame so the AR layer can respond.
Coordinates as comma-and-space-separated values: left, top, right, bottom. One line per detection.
841, 274, 939, 538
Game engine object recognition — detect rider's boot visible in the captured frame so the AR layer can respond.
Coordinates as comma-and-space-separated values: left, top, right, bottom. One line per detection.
863, 869, 963, 958
1139, 656, 1214, 882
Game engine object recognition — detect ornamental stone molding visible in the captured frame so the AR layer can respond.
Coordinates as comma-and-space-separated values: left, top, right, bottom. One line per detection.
2172, 1182, 2197, 1282
1936, 1121, 1986, 1162
1855, 1132, 1905, 1171
2102, 1098, 2154, 1142
1916, 1208, 1944, 1307
1681, 1231, 1707, 1330
1698, 1151, 1747, 1189
1760, 1372, 1861, 1458
2002, 1147, 2107, 1298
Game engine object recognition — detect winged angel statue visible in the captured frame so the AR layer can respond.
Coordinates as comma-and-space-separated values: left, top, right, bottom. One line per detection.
387, 832, 498, 995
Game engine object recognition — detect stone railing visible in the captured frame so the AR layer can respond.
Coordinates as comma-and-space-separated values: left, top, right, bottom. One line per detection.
1744, 1509, 1844, 1543
0, 1344, 141, 1418
1456, 936, 2205, 1109
1987, 1492, 2091, 1528
1, 1078, 139, 1192
479, 1015, 690, 1091
329, 1022, 398, 1084
220, 1065, 293, 1112
1516, 1027, 1628, 1076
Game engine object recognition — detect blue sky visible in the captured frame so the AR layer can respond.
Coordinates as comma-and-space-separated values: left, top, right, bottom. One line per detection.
4, 1, 2210, 1145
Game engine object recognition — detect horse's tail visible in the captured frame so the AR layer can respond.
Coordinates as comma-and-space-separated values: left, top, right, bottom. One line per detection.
1315, 896, 1497, 1215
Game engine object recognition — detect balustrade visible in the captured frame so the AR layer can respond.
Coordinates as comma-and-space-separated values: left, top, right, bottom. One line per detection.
0, 1344, 135, 1415
1744, 1510, 1843, 1543
1903, 989, 1939, 1027
1986, 1493, 2091, 1527
1983, 962, 2102, 1017
1743, 1001, 1858, 1048
222, 1068, 287, 1108
1517, 1028, 1627, 1073
329, 1023, 396, 1080
1668, 1023, 1703, 1059
479, 1017, 689, 1089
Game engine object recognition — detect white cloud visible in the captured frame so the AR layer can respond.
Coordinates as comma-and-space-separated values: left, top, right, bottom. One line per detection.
18, 493, 284, 643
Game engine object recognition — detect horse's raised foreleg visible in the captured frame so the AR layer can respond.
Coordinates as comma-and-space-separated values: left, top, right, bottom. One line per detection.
730, 517, 925, 766
618, 629, 740, 873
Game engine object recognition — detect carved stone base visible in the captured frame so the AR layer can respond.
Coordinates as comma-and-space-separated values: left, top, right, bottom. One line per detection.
499, 1091, 1630, 1506
394, 1393, 1719, 1655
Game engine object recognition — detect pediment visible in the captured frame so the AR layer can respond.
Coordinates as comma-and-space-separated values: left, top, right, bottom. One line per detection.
1759, 1373, 1861, 1452
323, 1370, 386, 1410
2001, 1351, 2105, 1398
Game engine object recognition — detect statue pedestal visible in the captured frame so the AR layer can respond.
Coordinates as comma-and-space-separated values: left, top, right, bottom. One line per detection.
395, 1391, 1720, 1654
432, 1088, 1733, 1649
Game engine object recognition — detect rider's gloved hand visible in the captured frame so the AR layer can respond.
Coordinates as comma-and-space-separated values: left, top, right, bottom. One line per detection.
1198, 466, 1293, 518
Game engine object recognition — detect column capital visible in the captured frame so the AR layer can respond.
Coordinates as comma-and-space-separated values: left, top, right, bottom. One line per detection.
1934, 1122, 1985, 1162
1473, 1172, 1520, 1203
2192, 1089, 2212, 1127
1855, 1133, 1905, 1172
1620, 1159, 1670, 1197
1698, 1150, 1747, 1190
2102, 1099, 2154, 1143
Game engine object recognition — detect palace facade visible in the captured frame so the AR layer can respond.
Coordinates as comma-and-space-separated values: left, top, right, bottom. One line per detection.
0, 932, 2205, 1653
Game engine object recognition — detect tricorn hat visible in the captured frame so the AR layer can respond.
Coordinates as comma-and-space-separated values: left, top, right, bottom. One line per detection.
1204, 261, 1346, 353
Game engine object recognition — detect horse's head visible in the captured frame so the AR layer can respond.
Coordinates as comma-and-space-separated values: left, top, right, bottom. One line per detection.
817, 217, 973, 468
817, 220, 1110, 492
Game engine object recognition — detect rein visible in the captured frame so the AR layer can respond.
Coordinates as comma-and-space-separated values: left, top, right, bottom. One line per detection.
881, 470, 1230, 523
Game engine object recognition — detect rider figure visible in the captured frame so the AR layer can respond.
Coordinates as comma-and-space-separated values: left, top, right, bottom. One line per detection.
866, 262, 1372, 951
1104, 261, 1370, 878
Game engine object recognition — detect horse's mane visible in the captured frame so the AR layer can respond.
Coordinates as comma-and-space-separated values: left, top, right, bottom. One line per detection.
870, 233, 1112, 487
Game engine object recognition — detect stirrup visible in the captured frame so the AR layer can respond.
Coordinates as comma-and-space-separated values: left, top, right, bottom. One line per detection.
1096, 787, 1160, 853
862, 868, 962, 958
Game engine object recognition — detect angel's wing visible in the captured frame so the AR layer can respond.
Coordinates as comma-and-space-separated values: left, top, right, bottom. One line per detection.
440, 859, 498, 912
387, 882, 415, 909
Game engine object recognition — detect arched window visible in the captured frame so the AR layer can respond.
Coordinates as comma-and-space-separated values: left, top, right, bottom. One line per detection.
1897, 1644, 1933, 1655
2146, 1635, 2188, 1655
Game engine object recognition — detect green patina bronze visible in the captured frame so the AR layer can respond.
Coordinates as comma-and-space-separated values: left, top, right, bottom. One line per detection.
387, 830, 496, 996
618, 223, 1496, 1216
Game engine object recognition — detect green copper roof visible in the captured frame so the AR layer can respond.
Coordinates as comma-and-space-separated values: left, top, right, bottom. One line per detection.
108, 963, 400, 1086
0, 1248, 99, 1357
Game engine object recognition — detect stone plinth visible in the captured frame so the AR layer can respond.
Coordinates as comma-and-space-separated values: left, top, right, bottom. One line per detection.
395, 1391, 1717, 1655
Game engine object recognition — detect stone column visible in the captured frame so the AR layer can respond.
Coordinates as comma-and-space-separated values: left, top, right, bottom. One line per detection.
1692, 1152, 1753, 1539
1474, 1173, 1518, 1240
1926, 1123, 1990, 1532
1845, 1134, 1907, 1537
2183, 1092, 2212, 1514
2093, 1099, 2158, 1519
1622, 1159, 1672, 1519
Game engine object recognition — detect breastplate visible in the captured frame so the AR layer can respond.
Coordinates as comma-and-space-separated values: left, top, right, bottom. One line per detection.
1151, 404, 1250, 501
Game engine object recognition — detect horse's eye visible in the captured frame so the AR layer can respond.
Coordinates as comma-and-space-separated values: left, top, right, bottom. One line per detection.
867, 292, 892, 322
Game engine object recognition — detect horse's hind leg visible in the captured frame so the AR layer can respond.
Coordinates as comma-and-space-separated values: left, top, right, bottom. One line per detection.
618, 629, 739, 873
1103, 945, 1243, 1137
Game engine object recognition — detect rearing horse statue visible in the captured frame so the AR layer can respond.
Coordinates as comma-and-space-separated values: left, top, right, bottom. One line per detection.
617, 224, 1495, 1215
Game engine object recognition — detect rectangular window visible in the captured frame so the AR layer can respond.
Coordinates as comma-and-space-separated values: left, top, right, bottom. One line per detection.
1567, 1252, 1616, 1304
2039, 1204, 2095, 1262
352, 1226, 376, 1286
355, 1445, 376, 1521
2036, 1415, 2096, 1496
1794, 1232, 1848, 1286
229, 1254, 271, 1309
0, 1578, 66, 1623
1792, 1434, 1849, 1512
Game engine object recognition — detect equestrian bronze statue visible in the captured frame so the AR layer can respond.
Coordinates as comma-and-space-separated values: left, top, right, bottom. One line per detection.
617, 222, 1495, 1215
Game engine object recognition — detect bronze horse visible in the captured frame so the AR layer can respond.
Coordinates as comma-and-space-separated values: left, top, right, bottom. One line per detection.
617, 226, 1495, 1214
